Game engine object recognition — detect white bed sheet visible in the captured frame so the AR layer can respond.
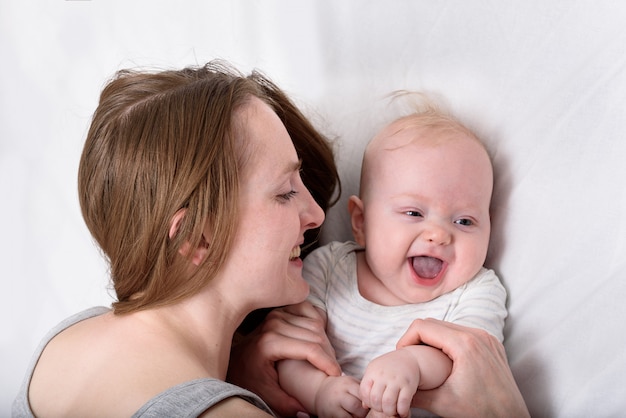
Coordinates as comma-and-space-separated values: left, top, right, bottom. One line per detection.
2, 1, 625, 416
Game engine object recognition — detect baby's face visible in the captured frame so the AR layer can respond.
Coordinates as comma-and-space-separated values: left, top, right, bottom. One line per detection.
359, 127, 493, 304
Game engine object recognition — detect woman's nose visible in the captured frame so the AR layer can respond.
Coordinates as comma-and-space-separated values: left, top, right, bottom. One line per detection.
301, 190, 325, 230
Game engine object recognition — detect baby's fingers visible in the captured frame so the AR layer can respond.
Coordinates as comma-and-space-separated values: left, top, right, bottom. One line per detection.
360, 377, 389, 413
394, 386, 413, 418
341, 390, 369, 418
362, 378, 408, 418
365, 410, 396, 418
359, 376, 375, 408
380, 385, 405, 417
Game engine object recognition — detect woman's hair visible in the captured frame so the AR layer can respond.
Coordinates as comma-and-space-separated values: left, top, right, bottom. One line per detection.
78, 61, 340, 314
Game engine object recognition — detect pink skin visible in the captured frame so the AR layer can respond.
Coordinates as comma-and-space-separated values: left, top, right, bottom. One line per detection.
350, 122, 493, 306
221, 96, 325, 312
346, 121, 493, 416
276, 121, 493, 418
410, 258, 448, 287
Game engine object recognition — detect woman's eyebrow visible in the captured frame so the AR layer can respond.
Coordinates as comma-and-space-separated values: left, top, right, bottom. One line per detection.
283, 159, 302, 175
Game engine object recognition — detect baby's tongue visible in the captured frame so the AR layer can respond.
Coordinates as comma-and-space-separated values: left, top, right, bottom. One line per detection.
412, 256, 443, 279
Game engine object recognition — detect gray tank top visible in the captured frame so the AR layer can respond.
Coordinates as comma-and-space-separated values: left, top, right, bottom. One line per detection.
12, 307, 274, 417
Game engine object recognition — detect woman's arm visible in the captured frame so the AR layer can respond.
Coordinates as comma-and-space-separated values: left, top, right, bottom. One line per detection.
397, 318, 530, 418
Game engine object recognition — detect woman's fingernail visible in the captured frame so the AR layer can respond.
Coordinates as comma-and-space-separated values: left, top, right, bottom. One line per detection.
296, 412, 310, 418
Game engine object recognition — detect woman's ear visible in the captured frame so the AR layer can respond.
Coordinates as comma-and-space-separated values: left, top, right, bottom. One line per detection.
169, 209, 210, 266
348, 195, 366, 247
169, 208, 187, 240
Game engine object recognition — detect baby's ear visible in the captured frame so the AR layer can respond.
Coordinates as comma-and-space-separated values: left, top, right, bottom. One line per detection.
169, 209, 210, 266
348, 195, 366, 247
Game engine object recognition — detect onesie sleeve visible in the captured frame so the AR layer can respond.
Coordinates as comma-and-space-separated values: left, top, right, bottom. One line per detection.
302, 242, 337, 313
446, 268, 508, 342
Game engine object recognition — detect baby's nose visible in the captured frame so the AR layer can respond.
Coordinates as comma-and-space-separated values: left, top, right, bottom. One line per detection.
423, 224, 451, 245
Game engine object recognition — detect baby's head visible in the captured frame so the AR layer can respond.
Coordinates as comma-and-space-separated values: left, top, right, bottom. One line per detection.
349, 105, 493, 304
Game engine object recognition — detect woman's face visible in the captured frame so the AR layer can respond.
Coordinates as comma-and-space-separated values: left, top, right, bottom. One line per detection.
221, 97, 325, 310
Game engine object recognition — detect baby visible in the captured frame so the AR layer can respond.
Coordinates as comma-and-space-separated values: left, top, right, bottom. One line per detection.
278, 102, 507, 417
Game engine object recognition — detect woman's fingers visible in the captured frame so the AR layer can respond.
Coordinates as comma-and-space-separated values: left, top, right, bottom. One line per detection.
396, 318, 529, 418
261, 304, 339, 376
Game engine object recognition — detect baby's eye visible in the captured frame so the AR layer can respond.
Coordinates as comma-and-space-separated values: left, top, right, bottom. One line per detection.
277, 190, 298, 202
455, 218, 474, 226
405, 210, 423, 217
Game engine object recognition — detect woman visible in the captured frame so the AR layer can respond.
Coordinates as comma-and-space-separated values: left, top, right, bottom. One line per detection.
13, 61, 340, 417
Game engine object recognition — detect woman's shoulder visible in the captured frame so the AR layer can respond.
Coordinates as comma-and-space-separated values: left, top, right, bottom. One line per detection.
19, 306, 112, 416
28, 306, 182, 416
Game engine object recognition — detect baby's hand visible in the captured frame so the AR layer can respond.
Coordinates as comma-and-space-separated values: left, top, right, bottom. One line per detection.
365, 410, 399, 418
359, 349, 420, 418
315, 375, 369, 418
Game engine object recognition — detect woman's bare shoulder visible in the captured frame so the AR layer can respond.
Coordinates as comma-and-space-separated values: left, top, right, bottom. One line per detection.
28, 311, 208, 417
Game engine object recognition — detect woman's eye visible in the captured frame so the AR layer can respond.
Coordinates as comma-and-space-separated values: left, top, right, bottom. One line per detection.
278, 190, 298, 202
405, 210, 423, 217
455, 218, 473, 226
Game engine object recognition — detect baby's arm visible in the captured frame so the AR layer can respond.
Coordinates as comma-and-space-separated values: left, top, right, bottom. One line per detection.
276, 306, 368, 417
360, 345, 452, 418
278, 359, 367, 417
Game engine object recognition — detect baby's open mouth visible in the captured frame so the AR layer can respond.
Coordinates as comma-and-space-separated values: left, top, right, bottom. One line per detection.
411, 256, 443, 279
289, 246, 301, 260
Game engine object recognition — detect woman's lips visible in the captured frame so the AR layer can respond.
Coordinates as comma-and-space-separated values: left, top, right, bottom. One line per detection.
289, 246, 302, 260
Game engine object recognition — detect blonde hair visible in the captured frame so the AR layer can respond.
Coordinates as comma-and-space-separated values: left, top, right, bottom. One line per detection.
360, 92, 488, 195
78, 61, 339, 314
379, 91, 479, 145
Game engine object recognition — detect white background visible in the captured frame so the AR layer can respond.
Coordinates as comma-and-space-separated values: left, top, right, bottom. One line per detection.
2, 1, 626, 416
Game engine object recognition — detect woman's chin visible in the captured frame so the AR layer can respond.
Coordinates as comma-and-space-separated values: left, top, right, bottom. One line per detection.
283, 278, 310, 305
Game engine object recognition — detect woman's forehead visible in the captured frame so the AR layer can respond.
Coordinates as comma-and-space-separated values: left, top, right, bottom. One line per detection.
235, 97, 298, 176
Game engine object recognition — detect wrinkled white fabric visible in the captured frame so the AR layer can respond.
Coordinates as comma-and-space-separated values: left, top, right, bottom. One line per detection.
4, 2, 626, 416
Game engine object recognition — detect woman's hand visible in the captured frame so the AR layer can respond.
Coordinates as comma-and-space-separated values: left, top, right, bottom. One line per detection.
228, 301, 340, 417
397, 318, 530, 418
